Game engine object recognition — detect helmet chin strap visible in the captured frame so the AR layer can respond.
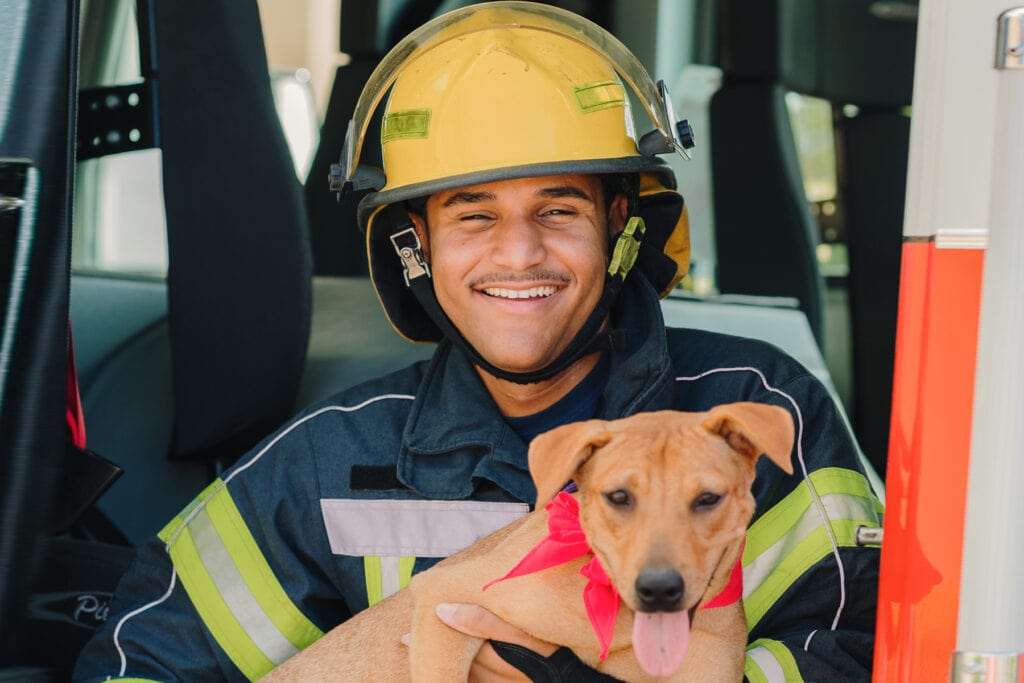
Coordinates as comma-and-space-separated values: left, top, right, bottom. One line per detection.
387, 204, 646, 385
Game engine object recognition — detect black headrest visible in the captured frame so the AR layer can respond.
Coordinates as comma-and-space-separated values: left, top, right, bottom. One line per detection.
154, 0, 312, 462
718, 0, 917, 106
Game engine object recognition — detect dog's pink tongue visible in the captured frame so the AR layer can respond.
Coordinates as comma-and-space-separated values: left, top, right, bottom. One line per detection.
632, 611, 691, 677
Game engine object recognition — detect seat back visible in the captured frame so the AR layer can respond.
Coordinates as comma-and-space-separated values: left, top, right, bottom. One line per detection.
304, 0, 447, 276
153, 0, 312, 463
779, 0, 917, 474
707, 0, 916, 475
0, 0, 79, 669
710, 81, 826, 343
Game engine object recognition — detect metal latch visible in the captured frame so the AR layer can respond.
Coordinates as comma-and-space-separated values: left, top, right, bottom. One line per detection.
390, 227, 431, 285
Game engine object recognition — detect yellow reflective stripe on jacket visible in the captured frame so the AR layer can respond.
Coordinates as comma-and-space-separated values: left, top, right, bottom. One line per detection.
159, 478, 222, 543
159, 479, 324, 680
364, 555, 416, 606
743, 467, 882, 630
745, 639, 803, 683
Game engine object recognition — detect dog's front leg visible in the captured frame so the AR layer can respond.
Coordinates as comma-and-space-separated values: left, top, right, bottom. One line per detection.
676, 632, 745, 683
407, 596, 484, 682
682, 605, 748, 683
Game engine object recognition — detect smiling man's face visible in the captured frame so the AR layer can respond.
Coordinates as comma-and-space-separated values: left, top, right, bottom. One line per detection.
409, 174, 625, 377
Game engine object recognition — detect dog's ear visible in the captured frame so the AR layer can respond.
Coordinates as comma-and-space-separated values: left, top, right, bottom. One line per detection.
528, 420, 613, 507
701, 402, 795, 474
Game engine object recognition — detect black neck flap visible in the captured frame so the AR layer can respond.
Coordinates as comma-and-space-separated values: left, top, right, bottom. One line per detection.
386, 204, 645, 385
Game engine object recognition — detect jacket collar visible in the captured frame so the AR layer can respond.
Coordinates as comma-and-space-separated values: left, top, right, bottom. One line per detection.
396, 275, 677, 503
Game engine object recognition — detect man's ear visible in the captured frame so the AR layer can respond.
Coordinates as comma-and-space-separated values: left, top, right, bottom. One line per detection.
407, 210, 430, 262
607, 193, 629, 239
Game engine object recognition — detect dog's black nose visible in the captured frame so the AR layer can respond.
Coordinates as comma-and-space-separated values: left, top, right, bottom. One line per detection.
635, 568, 685, 611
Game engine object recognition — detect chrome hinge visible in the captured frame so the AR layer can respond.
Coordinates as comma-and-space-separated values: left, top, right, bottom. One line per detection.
0, 158, 31, 214
855, 525, 883, 546
0, 196, 25, 213
996, 7, 1024, 69
951, 651, 1023, 682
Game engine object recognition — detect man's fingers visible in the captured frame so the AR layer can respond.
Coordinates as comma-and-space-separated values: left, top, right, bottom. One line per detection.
435, 603, 558, 656
436, 602, 494, 637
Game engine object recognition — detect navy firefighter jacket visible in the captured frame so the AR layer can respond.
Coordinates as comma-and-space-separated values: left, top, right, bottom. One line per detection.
75, 275, 882, 682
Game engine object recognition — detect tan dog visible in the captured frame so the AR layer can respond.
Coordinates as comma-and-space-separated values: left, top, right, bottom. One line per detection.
263, 403, 794, 682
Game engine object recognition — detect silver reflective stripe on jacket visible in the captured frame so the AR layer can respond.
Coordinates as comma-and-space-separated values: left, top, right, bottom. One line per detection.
320, 498, 529, 557
158, 479, 325, 680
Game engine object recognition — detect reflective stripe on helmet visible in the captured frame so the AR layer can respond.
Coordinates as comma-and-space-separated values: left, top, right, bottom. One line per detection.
381, 109, 431, 142
158, 480, 324, 680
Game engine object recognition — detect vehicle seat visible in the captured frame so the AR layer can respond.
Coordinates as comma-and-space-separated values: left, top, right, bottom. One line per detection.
710, 80, 826, 344
23, 0, 313, 675
708, 0, 916, 476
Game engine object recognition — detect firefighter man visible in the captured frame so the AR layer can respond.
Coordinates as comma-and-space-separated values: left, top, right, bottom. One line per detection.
76, 3, 881, 681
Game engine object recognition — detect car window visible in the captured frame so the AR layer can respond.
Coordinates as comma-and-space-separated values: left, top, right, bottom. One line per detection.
785, 91, 845, 279
73, 0, 167, 275
72, 0, 327, 277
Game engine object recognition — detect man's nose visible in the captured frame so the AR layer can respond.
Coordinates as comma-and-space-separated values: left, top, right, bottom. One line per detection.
489, 216, 546, 270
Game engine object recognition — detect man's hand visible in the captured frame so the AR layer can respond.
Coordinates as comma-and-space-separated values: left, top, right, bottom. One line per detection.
403, 603, 617, 682
434, 602, 558, 682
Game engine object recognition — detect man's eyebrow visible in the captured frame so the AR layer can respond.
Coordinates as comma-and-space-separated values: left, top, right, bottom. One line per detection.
441, 191, 496, 207
537, 185, 594, 202
439, 185, 595, 207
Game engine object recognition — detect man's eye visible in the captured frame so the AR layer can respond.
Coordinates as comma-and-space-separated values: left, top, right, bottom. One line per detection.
542, 208, 575, 217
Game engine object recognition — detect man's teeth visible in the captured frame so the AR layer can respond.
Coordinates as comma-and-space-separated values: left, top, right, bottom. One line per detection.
482, 286, 557, 300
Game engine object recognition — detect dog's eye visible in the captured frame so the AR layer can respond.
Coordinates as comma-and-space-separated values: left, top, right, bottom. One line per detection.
604, 489, 632, 508
693, 492, 722, 510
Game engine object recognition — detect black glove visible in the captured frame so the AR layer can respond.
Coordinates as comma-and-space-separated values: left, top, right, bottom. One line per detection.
491, 641, 622, 682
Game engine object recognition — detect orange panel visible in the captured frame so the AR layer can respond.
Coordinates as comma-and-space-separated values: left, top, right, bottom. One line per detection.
873, 242, 984, 681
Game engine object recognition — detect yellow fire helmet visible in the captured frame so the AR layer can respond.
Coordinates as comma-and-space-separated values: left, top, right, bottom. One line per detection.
334, 1, 694, 383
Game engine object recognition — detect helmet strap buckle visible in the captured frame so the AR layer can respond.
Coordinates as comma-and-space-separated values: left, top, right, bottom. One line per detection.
390, 226, 431, 286
608, 216, 646, 279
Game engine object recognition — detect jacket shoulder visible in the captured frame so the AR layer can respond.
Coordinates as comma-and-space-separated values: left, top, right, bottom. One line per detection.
665, 326, 812, 385
219, 359, 427, 496
300, 358, 428, 416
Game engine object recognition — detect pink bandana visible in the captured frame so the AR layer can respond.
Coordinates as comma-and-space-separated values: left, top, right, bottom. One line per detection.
483, 491, 743, 661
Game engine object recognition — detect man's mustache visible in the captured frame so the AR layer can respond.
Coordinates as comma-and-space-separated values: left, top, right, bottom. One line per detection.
468, 271, 573, 288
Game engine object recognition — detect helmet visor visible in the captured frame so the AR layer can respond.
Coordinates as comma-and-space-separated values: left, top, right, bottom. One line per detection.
339, 1, 686, 188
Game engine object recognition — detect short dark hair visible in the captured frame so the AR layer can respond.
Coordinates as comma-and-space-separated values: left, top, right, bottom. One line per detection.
599, 172, 639, 215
